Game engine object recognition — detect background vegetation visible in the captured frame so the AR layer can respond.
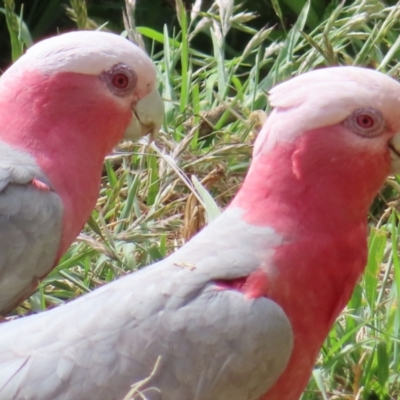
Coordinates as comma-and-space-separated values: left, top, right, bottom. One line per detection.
2, 0, 400, 398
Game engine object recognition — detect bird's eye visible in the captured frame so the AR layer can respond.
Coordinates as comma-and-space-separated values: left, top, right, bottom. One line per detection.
356, 114, 374, 129
112, 73, 130, 89
343, 108, 385, 138
101, 63, 136, 96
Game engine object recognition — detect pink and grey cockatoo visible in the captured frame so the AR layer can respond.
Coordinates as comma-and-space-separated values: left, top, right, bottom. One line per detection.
0, 30, 164, 315
0, 66, 400, 400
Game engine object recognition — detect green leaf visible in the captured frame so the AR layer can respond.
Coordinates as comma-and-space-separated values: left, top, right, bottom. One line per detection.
191, 175, 221, 223
376, 340, 389, 388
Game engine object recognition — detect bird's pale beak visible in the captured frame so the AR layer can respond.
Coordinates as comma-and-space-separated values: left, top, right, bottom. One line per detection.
124, 87, 164, 141
389, 134, 400, 173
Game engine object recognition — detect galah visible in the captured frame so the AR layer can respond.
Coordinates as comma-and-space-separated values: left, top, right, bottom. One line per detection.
0, 30, 164, 315
0, 66, 399, 400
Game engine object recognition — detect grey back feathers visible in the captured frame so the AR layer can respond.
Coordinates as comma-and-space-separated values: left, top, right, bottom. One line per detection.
0, 208, 293, 399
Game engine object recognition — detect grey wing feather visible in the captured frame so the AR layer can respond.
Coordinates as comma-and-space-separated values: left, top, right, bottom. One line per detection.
0, 208, 293, 400
0, 141, 63, 314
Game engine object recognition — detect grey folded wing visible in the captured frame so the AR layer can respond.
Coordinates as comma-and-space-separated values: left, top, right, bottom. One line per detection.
0, 246, 293, 400
0, 142, 63, 314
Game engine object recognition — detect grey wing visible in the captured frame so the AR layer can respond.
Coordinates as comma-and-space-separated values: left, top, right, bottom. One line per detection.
0, 209, 293, 400
0, 142, 63, 314
134, 285, 293, 400
0, 273, 292, 400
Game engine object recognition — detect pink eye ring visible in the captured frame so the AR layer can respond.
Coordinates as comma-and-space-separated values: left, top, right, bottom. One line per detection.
343, 108, 385, 138
101, 63, 137, 97
356, 114, 374, 129
112, 73, 130, 89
